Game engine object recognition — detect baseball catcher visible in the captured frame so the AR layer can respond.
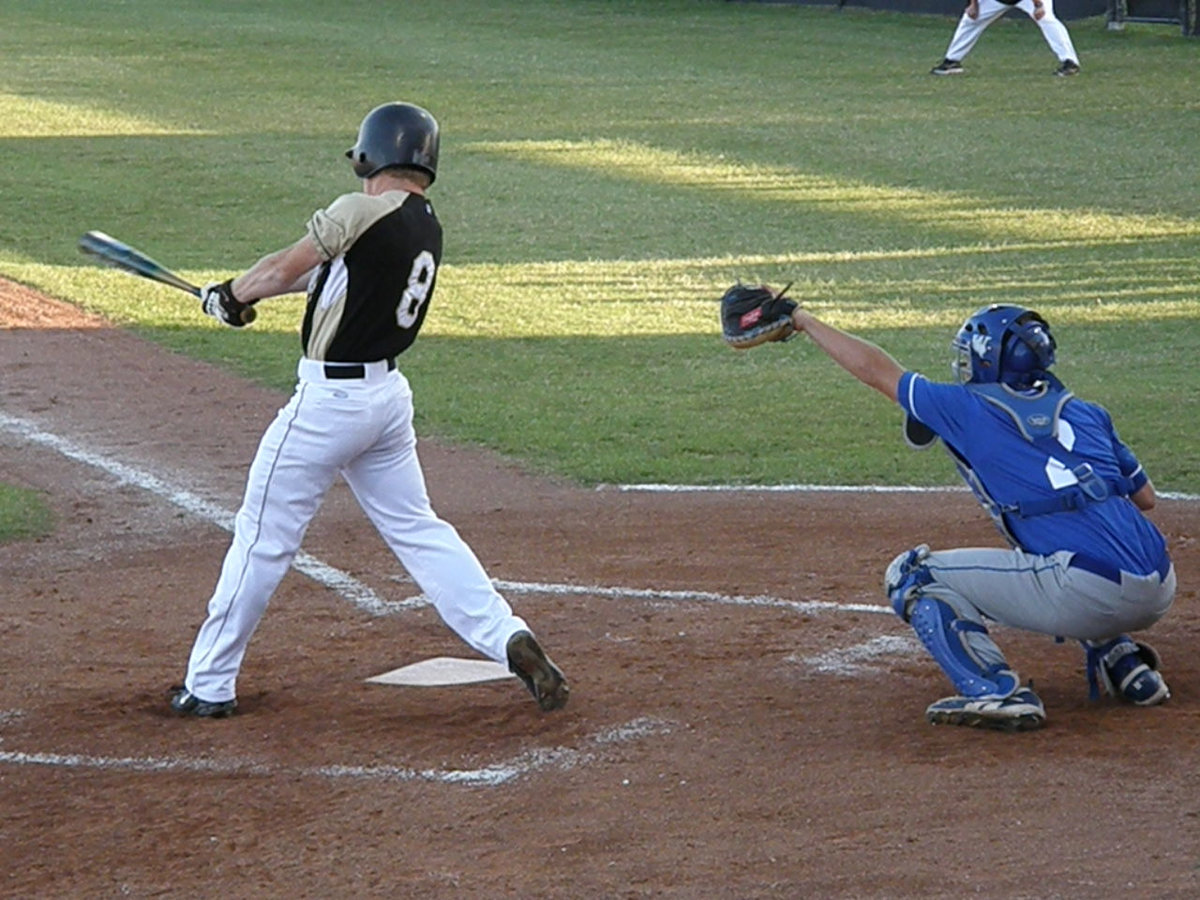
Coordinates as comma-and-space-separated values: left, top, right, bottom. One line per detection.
720, 282, 797, 349
729, 291, 1175, 732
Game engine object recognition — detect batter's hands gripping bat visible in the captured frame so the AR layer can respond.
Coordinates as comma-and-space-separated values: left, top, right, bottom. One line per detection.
77, 230, 256, 325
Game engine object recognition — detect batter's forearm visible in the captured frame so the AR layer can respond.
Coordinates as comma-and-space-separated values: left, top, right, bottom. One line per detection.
792, 310, 905, 400
232, 253, 305, 301
231, 237, 324, 303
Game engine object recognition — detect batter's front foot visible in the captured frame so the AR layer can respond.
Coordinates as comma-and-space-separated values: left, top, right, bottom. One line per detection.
169, 685, 237, 718
506, 631, 569, 711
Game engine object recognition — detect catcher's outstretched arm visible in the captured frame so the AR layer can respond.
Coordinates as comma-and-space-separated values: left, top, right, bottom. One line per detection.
791, 310, 904, 401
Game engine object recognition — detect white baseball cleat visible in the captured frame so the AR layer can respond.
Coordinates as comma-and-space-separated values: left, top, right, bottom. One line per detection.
925, 687, 1045, 732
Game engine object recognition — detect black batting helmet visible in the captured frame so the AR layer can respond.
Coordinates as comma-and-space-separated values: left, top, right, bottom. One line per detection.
345, 102, 439, 182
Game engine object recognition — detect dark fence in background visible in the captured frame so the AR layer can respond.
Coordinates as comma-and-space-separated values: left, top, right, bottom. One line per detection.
728, 0, 1198, 33
1107, 0, 1198, 33
729, 0, 1102, 20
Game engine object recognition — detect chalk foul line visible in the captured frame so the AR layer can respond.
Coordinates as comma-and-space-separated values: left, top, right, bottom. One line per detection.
0, 411, 395, 615
386, 574, 890, 616
611, 482, 1200, 502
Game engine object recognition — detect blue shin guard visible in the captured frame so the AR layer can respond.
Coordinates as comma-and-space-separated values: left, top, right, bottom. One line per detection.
908, 597, 1019, 699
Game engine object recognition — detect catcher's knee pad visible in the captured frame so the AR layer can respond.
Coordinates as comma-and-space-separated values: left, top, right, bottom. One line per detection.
885, 544, 934, 620
909, 597, 1019, 699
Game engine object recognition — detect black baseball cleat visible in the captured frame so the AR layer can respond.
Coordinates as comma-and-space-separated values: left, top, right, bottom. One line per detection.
931, 58, 964, 75
1054, 60, 1080, 76
169, 685, 237, 718
506, 631, 569, 711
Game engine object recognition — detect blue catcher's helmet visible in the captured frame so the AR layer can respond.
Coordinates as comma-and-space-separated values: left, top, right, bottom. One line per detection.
952, 304, 1056, 389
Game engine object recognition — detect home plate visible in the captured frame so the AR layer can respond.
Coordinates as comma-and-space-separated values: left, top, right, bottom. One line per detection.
366, 657, 516, 687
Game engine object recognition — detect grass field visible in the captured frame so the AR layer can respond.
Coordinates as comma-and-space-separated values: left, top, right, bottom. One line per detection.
1, 0, 1197, 492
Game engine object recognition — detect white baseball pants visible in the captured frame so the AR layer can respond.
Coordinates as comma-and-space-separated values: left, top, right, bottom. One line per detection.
944, 0, 1079, 64
182, 358, 529, 703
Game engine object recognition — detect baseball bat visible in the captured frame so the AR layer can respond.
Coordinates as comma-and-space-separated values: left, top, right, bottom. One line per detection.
77, 230, 256, 325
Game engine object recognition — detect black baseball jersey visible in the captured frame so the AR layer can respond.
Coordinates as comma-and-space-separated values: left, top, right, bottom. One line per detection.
302, 189, 442, 362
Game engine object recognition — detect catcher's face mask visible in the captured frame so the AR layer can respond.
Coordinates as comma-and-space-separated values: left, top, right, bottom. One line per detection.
952, 305, 1055, 388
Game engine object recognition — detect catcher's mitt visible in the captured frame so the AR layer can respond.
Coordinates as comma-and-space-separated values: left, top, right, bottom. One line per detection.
720, 281, 797, 349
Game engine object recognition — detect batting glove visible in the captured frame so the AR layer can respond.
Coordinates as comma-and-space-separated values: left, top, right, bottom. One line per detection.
200, 279, 250, 328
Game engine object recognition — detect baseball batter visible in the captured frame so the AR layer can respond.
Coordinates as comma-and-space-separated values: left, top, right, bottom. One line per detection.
171, 102, 569, 718
930, 0, 1080, 76
724, 293, 1174, 731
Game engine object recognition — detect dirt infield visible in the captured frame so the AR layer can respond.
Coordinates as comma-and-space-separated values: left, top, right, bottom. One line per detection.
2, 278, 1197, 899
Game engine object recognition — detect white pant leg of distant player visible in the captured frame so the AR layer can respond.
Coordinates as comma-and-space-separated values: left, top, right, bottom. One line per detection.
183, 362, 528, 703
945, 0, 1079, 65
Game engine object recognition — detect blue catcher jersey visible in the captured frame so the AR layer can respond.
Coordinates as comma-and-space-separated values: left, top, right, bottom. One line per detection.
898, 372, 1167, 576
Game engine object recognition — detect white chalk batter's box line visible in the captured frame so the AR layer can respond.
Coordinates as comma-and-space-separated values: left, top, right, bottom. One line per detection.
0, 716, 673, 788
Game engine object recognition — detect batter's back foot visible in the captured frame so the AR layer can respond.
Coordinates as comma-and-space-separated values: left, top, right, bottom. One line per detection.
506, 631, 569, 711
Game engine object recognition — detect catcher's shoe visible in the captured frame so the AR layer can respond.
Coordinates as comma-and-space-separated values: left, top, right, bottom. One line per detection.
506, 631, 569, 711
925, 687, 1045, 732
1085, 637, 1169, 706
169, 685, 237, 718
931, 58, 964, 75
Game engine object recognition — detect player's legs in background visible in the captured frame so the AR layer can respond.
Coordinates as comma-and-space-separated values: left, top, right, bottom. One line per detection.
342, 373, 530, 664
943, 0, 1012, 63
1016, 0, 1080, 64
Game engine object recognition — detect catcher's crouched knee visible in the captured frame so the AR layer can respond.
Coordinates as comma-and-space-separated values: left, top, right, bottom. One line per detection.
720, 282, 797, 349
